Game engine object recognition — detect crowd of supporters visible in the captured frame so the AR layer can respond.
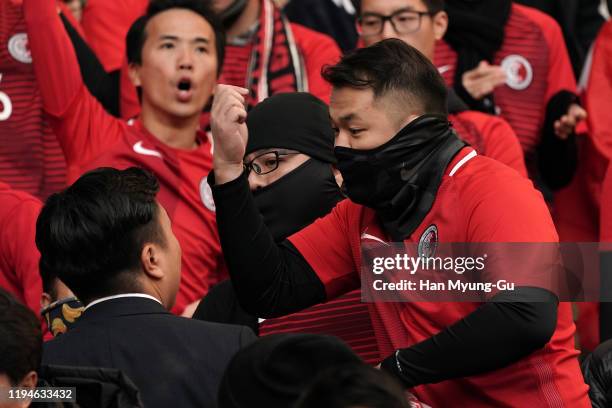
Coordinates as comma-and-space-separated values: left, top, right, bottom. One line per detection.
2, 0, 612, 407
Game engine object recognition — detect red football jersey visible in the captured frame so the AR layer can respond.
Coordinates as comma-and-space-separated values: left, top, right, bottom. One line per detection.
24, 0, 225, 314
0, 181, 42, 314
434, 4, 576, 164
289, 148, 589, 407
0, 0, 66, 199
450, 110, 527, 176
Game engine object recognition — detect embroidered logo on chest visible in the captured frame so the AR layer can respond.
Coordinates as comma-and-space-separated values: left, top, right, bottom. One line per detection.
199, 177, 216, 212
418, 224, 438, 258
8, 33, 32, 64
501, 54, 533, 91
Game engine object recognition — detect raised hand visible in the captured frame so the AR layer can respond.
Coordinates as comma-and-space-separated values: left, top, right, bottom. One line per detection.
554, 103, 587, 140
210, 84, 250, 184
461, 61, 507, 100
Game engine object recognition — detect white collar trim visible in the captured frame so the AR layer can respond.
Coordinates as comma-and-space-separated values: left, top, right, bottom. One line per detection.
85, 293, 163, 310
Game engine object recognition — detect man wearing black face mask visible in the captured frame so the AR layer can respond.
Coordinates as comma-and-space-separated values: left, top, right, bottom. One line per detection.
209, 39, 589, 406
195, 93, 378, 363
244, 93, 342, 241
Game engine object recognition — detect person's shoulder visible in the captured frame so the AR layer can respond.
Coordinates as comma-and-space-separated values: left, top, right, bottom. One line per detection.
169, 314, 250, 335
447, 152, 556, 240
172, 317, 256, 348
601, 20, 612, 37
511, 3, 563, 40
0, 184, 41, 220
448, 152, 535, 203
452, 109, 499, 125
0, 185, 40, 205
83, 122, 142, 165
453, 110, 516, 140
42, 328, 87, 362
289, 22, 339, 51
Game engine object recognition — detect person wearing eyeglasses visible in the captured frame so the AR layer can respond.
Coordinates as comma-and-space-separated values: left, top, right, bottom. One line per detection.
193, 92, 380, 364
242, 92, 343, 240
210, 39, 590, 407
353, 0, 527, 178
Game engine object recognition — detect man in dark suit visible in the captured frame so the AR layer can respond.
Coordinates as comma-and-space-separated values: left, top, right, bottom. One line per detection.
35, 167, 255, 408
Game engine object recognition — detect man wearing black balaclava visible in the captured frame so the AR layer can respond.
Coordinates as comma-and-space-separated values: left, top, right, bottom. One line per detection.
194, 93, 378, 363
208, 39, 590, 406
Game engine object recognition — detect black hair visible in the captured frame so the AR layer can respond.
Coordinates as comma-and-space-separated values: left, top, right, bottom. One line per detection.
295, 364, 411, 408
352, 0, 445, 14
35, 167, 164, 305
322, 38, 448, 115
0, 289, 42, 385
126, 0, 226, 76
40, 260, 58, 299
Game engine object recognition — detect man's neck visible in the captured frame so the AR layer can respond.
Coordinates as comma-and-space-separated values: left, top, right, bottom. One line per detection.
140, 106, 201, 150
226, 0, 261, 41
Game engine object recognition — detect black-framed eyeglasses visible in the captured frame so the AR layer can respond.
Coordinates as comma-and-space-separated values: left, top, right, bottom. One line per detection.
244, 150, 301, 175
357, 8, 435, 37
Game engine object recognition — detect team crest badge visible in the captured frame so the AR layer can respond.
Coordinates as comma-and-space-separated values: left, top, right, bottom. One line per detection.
418, 225, 438, 258
8, 33, 32, 64
199, 177, 216, 212
501, 55, 533, 91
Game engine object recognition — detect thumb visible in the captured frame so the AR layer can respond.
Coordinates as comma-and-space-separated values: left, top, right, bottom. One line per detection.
570, 105, 587, 121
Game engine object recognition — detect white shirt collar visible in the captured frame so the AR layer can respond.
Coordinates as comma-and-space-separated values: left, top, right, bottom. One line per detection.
85, 293, 163, 310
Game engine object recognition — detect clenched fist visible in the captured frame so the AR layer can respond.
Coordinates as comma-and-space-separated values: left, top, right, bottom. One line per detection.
210, 84, 250, 184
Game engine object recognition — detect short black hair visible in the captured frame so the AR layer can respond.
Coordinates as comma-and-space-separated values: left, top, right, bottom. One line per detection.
295, 364, 411, 408
35, 167, 164, 305
322, 38, 448, 116
352, 0, 445, 14
40, 260, 58, 299
0, 289, 42, 385
126, 0, 226, 76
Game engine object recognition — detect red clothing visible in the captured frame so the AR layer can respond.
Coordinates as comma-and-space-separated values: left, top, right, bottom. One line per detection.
556, 21, 612, 243
434, 3, 577, 159
259, 290, 379, 364
555, 22, 612, 352
24, 0, 225, 315
218, 22, 340, 105
450, 110, 527, 176
289, 148, 589, 407
220, 42, 253, 91
0, 0, 66, 199
601, 161, 612, 242
0, 181, 42, 314
81, 0, 148, 72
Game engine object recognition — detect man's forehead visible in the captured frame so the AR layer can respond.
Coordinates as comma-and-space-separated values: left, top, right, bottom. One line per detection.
147, 8, 213, 38
330, 87, 375, 120
361, 0, 424, 13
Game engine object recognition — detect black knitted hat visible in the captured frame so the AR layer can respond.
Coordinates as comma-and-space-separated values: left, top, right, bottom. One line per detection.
245, 93, 337, 164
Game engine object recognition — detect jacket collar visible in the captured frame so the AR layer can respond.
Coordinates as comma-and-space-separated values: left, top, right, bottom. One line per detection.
76, 295, 170, 324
